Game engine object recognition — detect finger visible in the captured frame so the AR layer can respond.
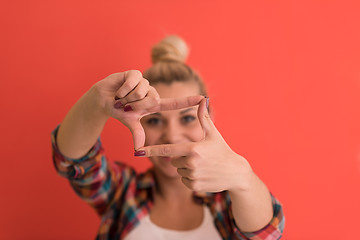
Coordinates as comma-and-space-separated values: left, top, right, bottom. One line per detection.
115, 70, 143, 99
158, 95, 205, 112
135, 142, 194, 157
124, 87, 160, 113
197, 97, 215, 138
171, 157, 197, 169
181, 177, 196, 191
122, 78, 150, 103
128, 122, 146, 150
177, 168, 197, 180
125, 94, 204, 114
106, 72, 126, 89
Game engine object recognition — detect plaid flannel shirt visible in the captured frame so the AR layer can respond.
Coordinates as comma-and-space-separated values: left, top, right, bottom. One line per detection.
51, 125, 285, 240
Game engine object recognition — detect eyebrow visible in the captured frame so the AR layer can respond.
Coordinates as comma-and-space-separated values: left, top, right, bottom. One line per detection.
150, 107, 196, 116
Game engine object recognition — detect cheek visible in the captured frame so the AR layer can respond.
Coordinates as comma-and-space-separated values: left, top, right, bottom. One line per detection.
143, 128, 160, 146
188, 122, 205, 142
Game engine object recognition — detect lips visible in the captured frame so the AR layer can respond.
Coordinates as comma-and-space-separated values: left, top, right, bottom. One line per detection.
159, 157, 172, 162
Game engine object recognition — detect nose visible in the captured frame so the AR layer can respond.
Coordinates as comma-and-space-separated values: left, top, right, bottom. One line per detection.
161, 120, 184, 144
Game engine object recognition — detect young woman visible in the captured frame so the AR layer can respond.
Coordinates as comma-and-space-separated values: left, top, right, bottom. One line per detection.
51, 35, 285, 240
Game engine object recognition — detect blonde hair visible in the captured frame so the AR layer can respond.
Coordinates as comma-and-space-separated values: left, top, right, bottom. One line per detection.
143, 35, 207, 96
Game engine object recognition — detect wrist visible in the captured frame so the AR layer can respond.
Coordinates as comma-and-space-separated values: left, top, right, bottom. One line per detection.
88, 84, 111, 119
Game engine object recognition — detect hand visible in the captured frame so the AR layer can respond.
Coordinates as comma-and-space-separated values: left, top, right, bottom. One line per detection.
95, 70, 204, 150
136, 98, 254, 193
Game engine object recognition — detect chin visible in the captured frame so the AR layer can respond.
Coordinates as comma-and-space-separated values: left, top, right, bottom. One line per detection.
152, 156, 181, 179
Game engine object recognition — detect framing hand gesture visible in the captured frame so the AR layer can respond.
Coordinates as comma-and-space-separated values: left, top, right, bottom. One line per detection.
135, 98, 253, 193
96, 70, 204, 150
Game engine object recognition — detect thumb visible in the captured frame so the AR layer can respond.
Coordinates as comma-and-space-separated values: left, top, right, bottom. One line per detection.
198, 97, 215, 138
129, 122, 146, 151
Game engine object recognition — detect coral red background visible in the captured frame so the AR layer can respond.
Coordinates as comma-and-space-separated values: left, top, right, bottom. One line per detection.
1, 1, 359, 239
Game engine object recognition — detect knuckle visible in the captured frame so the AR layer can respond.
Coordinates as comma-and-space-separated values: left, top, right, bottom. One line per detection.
133, 91, 144, 99
147, 148, 153, 157
93, 81, 102, 93
108, 73, 124, 83
171, 101, 179, 109
129, 69, 142, 78
143, 78, 150, 86
185, 159, 196, 169
159, 145, 171, 155
153, 94, 161, 105
189, 144, 200, 155
203, 109, 212, 120
204, 112, 211, 119
134, 70, 142, 76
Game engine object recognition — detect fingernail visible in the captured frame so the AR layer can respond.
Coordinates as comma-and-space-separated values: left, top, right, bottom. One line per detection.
134, 150, 146, 156
124, 105, 133, 112
114, 101, 123, 109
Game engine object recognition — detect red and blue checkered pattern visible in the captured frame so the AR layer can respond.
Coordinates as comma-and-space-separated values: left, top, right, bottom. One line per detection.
52, 125, 285, 239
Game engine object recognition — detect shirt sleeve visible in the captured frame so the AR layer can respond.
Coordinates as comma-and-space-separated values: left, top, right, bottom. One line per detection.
229, 192, 285, 240
51, 124, 136, 216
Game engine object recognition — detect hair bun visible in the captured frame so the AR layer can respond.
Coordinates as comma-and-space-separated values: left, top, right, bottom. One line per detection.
151, 35, 189, 64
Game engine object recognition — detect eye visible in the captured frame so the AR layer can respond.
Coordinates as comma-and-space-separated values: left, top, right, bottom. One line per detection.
146, 118, 162, 126
181, 115, 196, 124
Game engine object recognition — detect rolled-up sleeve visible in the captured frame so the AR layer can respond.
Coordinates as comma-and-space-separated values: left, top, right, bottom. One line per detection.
51, 124, 135, 216
229, 192, 285, 240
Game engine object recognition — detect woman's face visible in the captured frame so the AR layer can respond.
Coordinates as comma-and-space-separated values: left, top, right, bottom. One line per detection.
140, 81, 204, 179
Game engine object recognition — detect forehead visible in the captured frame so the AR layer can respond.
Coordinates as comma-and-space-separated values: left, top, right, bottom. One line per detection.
153, 81, 200, 99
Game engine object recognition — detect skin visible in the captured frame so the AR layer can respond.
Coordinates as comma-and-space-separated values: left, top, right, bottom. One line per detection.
140, 82, 206, 230
57, 70, 274, 233
140, 82, 204, 179
137, 82, 274, 233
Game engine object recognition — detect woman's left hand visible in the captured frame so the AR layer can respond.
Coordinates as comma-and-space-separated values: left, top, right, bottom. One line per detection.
136, 98, 254, 193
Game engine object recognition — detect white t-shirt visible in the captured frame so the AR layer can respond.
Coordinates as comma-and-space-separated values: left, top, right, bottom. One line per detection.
124, 205, 223, 240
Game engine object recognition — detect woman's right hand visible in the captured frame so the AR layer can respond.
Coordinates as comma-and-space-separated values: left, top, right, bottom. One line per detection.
94, 70, 204, 150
